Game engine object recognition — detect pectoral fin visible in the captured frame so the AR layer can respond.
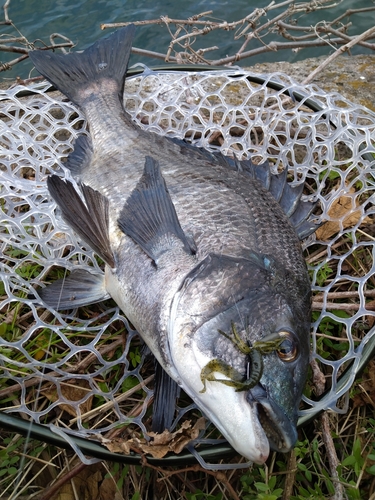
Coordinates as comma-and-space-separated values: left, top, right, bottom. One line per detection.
47, 176, 115, 268
118, 156, 196, 264
36, 269, 109, 309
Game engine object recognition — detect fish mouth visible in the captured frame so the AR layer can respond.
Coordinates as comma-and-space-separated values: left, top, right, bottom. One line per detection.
247, 384, 297, 453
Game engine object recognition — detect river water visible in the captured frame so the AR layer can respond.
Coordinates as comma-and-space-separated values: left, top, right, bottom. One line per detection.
1, 0, 374, 82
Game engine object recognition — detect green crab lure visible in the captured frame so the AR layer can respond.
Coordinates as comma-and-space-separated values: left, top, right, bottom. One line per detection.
200, 324, 296, 393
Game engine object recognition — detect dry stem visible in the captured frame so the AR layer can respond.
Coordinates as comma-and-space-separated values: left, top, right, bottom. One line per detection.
310, 359, 346, 500
302, 25, 375, 84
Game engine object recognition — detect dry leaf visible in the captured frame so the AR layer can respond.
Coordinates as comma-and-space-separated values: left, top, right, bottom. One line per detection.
42, 379, 93, 417
104, 438, 132, 455
99, 476, 121, 500
316, 186, 365, 241
53, 465, 102, 500
144, 417, 206, 457
102, 418, 206, 459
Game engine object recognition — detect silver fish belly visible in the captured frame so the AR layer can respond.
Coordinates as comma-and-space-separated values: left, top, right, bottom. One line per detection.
29, 25, 318, 464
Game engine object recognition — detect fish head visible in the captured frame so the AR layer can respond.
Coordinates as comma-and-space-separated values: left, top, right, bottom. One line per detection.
168, 252, 311, 463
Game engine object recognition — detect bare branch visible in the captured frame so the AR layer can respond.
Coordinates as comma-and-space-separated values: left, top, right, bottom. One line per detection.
0, 0, 75, 74
101, 14, 229, 29
315, 23, 375, 51
210, 37, 368, 66
0, 44, 28, 54
312, 300, 375, 312
330, 6, 375, 26
1, 0, 11, 25
0, 53, 28, 71
1, 0, 374, 77
131, 46, 178, 62
302, 25, 375, 85
116, 3, 374, 67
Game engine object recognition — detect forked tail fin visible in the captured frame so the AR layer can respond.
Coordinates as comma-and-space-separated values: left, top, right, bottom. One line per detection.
29, 25, 136, 107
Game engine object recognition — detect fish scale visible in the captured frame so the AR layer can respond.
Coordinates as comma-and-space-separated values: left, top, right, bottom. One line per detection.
29, 25, 318, 464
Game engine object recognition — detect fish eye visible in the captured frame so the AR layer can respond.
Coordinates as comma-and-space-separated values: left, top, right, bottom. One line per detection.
276, 331, 298, 362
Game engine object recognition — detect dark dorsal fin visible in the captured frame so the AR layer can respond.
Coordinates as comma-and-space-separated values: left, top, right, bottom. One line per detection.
118, 156, 196, 263
167, 136, 320, 240
35, 269, 109, 310
233, 157, 320, 239
152, 360, 180, 433
64, 135, 93, 176
47, 175, 115, 268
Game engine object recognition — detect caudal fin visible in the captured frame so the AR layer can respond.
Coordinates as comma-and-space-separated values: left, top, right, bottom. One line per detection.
29, 25, 136, 106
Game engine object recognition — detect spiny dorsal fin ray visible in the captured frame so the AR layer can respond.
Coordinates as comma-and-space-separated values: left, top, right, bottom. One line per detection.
241, 159, 321, 239
289, 197, 317, 228
239, 158, 271, 190
35, 269, 109, 310
279, 182, 304, 217
118, 155, 196, 263
167, 137, 319, 240
47, 175, 115, 268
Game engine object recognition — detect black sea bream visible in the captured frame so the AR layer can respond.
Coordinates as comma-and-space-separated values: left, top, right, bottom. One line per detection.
29, 25, 318, 463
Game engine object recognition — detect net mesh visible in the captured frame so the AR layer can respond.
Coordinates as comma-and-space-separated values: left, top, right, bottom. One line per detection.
1, 68, 374, 466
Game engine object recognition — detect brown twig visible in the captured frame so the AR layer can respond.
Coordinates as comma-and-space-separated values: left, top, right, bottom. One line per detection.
69, 374, 154, 424
131, 46, 178, 62
1, 1, 375, 74
311, 359, 346, 500
331, 6, 375, 26
39, 460, 88, 500
1, 0, 11, 25
98, 1, 375, 67
321, 412, 346, 500
0, 0, 75, 74
211, 36, 374, 65
315, 24, 375, 50
314, 290, 375, 300
9, 74, 44, 87
0, 44, 28, 53
302, 25, 375, 84
312, 301, 375, 311
101, 14, 225, 30
282, 451, 297, 500
144, 461, 242, 500
0, 336, 126, 399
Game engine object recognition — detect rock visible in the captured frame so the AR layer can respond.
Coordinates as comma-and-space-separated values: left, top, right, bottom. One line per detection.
248, 54, 375, 111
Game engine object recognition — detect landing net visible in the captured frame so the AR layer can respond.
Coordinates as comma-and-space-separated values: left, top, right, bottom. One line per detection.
0, 68, 374, 468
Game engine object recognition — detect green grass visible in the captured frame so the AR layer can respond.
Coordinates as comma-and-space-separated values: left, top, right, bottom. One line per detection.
1, 242, 374, 498
1, 404, 375, 499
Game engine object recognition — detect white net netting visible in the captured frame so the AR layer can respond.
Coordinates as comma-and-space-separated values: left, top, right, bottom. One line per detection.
0, 68, 374, 467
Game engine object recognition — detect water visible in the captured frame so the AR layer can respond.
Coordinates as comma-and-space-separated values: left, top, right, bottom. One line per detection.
1, 0, 374, 82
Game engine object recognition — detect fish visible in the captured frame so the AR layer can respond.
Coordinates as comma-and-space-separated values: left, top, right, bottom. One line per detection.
29, 25, 318, 464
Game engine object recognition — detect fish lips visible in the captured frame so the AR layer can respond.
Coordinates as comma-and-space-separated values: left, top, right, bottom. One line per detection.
246, 383, 298, 453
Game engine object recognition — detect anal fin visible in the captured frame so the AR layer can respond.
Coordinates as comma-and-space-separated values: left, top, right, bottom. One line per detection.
35, 269, 109, 310
48, 175, 115, 268
118, 156, 196, 264
152, 360, 180, 433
